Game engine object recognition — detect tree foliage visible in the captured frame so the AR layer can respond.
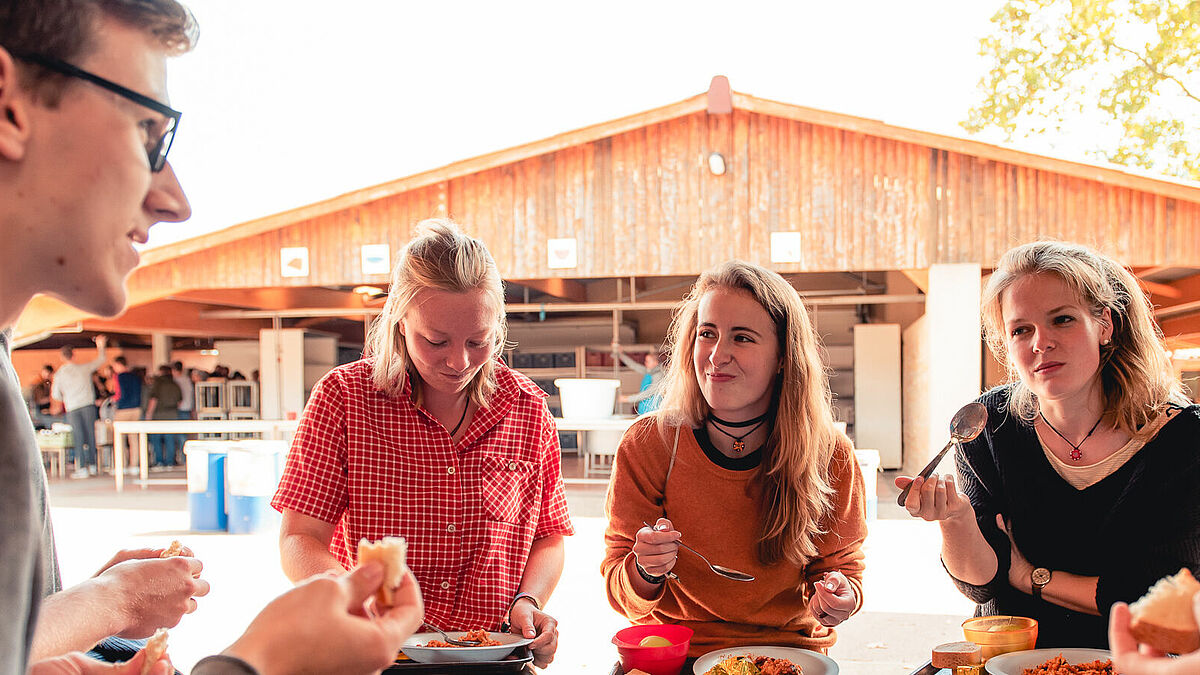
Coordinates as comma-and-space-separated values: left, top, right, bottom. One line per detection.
964, 0, 1200, 180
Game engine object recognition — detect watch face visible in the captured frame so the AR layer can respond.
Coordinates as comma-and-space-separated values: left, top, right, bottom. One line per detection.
1032, 568, 1052, 586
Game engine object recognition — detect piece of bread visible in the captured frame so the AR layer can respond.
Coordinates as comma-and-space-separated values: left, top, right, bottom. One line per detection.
357, 537, 408, 607
1129, 567, 1200, 654
932, 641, 982, 668
140, 628, 168, 675
159, 540, 184, 558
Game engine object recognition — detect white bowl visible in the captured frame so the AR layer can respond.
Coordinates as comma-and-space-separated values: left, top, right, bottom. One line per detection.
399, 632, 532, 663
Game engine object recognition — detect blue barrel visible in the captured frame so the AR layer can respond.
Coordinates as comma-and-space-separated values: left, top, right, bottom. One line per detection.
226, 441, 287, 534
185, 441, 228, 531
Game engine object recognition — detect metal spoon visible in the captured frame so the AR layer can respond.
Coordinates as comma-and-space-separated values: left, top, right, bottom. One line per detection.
421, 622, 481, 647
642, 521, 755, 582
896, 401, 989, 507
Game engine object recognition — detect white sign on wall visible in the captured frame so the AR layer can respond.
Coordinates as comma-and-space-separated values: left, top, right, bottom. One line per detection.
360, 244, 391, 275
770, 231, 804, 264
547, 238, 578, 269
280, 247, 309, 277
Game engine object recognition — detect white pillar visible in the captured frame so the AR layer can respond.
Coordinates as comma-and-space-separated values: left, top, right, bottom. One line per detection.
150, 332, 172, 369
853, 323, 902, 469
924, 263, 982, 472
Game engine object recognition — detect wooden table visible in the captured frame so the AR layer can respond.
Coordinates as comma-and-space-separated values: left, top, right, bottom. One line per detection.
553, 416, 638, 476
111, 419, 299, 492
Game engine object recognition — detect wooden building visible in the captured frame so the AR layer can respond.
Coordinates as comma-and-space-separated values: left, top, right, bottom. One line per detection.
16, 77, 1200, 472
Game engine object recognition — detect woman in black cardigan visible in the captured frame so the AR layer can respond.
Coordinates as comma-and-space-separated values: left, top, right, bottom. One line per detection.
899, 240, 1200, 648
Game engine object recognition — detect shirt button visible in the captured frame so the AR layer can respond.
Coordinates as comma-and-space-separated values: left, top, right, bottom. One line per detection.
508, 461, 517, 470
447, 524, 456, 533
447, 466, 456, 475
441, 581, 450, 590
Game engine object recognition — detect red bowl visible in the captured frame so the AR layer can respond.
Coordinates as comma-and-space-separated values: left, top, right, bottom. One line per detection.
612, 624, 693, 675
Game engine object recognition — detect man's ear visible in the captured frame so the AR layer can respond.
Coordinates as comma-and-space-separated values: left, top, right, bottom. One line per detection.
0, 46, 31, 162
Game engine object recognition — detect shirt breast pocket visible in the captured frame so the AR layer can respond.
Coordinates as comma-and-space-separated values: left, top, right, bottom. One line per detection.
479, 454, 537, 524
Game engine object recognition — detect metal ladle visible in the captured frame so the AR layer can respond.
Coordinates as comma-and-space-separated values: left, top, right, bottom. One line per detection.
642, 521, 755, 582
896, 402, 989, 507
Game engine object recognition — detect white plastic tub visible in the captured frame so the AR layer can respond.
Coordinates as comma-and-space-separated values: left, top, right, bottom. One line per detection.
554, 378, 620, 418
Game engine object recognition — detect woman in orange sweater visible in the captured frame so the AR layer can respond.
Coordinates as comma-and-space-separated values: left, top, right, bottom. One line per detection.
602, 261, 868, 656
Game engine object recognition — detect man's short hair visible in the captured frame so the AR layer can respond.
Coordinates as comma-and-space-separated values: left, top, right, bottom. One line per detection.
0, 0, 198, 105
41, 364, 54, 373
114, 356, 127, 366
60, 345, 74, 359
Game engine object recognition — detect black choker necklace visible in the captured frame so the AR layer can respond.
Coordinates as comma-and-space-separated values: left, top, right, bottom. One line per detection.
707, 413, 769, 453
1039, 413, 1103, 461
708, 411, 770, 428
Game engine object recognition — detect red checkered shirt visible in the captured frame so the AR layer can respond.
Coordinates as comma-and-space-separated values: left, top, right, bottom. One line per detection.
271, 358, 575, 630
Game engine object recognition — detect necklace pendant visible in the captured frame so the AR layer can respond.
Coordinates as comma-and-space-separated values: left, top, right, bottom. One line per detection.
732, 440, 745, 454
1070, 447, 1083, 461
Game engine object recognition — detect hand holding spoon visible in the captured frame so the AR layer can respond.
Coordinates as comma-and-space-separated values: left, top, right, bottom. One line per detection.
896, 402, 988, 507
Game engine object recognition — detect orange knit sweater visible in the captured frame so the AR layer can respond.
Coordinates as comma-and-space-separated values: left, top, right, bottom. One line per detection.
602, 419, 868, 657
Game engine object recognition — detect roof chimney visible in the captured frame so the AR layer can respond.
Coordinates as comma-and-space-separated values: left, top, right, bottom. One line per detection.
707, 76, 732, 114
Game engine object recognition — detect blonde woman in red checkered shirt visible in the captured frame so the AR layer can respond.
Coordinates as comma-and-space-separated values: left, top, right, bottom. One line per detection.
272, 220, 575, 668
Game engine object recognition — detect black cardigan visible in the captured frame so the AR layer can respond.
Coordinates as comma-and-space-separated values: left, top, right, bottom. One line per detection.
948, 385, 1200, 648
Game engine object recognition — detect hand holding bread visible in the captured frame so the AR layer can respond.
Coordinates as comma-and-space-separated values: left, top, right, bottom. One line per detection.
356, 537, 408, 608
1109, 568, 1200, 675
1128, 568, 1200, 654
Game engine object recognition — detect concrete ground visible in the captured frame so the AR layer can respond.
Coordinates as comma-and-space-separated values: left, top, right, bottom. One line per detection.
47, 458, 973, 674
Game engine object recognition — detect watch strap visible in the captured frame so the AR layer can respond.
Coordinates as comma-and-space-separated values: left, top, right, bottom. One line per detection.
507, 591, 541, 613
499, 592, 542, 633
635, 561, 666, 585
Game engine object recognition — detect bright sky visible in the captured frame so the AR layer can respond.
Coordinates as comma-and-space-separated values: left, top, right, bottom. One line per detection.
153, 0, 1008, 249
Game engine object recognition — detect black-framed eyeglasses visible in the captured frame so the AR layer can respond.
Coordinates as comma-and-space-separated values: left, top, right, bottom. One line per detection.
10, 51, 181, 172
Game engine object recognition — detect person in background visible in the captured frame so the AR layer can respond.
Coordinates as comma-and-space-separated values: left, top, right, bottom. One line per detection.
31, 365, 55, 429
273, 219, 574, 669
50, 337, 108, 478
0, 1, 425, 671
170, 361, 191, 457
612, 345, 665, 414
898, 241, 1200, 648
172, 361, 193, 420
603, 260, 867, 657
111, 357, 142, 475
144, 365, 181, 468
91, 363, 114, 407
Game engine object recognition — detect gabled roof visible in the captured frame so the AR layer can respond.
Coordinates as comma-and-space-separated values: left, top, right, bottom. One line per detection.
143, 80, 1200, 267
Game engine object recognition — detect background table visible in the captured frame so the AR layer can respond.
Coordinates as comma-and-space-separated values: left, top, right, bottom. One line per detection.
554, 416, 638, 476
111, 419, 299, 492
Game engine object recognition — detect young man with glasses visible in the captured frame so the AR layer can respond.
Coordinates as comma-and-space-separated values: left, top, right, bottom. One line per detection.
0, 2, 423, 674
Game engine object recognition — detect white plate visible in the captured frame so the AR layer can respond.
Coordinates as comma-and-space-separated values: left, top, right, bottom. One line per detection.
984, 648, 1112, 674
399, 632, 532, 663
693, 645, 838, 675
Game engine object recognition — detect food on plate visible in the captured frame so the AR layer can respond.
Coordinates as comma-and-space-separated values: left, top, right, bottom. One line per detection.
140, 628, 168, 675
703, 654, 802, 675
159, 540, 184, 557
356, 536, 408, 607
932, 640, 982, 668
1128, 567, 1200, 654
423, 628, 502, 648
1019, 655, 1113, 674
703, 657, 759, 675
638, 635, 673, 647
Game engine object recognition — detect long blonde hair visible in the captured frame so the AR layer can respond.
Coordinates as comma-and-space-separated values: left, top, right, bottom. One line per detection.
365, 219, 507, 407
982, 240, 1188, 432
655, 261, 839, 568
